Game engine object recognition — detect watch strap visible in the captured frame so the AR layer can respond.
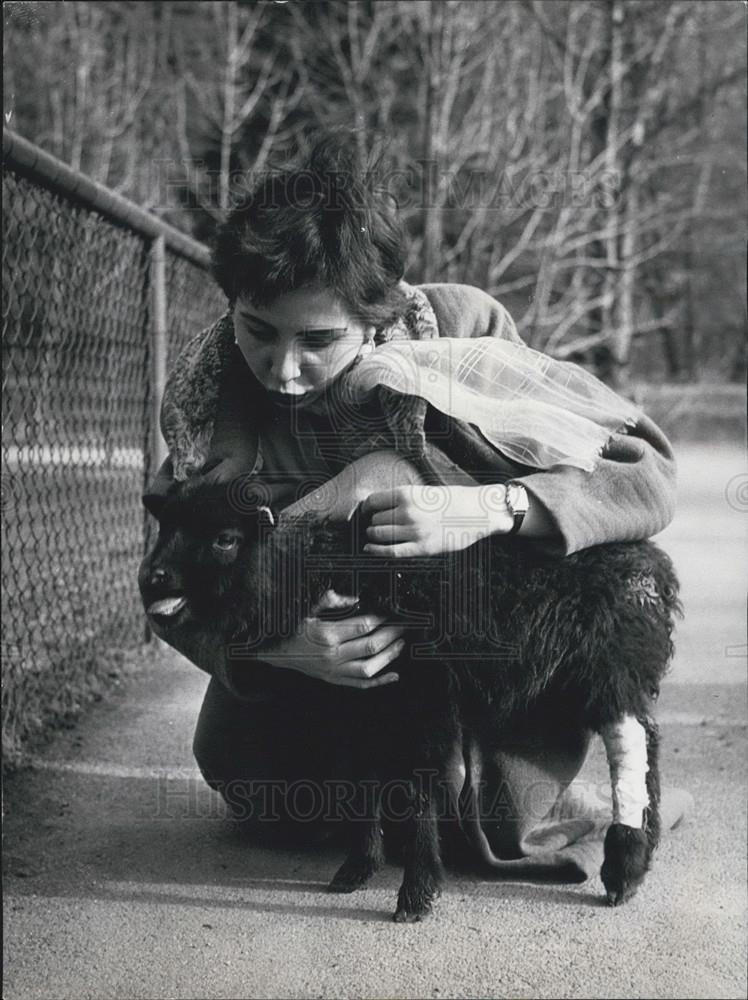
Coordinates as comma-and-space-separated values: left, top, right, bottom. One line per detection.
505, 481, 529, 535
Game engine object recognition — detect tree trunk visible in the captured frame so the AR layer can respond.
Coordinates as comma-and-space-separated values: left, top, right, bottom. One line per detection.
219, 1, 238, 214
421, 1, 443, 279
588, 4, 615, 384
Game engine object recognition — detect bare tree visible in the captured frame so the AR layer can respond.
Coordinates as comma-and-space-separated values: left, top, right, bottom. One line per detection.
516, 0, 745, 384
4, 2, 161, 199
170, 0, 303, 223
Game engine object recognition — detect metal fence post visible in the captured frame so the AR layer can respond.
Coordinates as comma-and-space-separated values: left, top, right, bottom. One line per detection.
150, 234, 169, 471
143, 234, 168, 643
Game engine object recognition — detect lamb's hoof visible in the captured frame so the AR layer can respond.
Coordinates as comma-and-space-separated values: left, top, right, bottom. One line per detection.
393, 884, 440, 923
393, 905, 430, 923
601, 823, 651, 906
327, 857, 379, 894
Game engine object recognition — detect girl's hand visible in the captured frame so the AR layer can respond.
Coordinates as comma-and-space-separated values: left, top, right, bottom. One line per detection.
361, 485, 513, 557
259, 589, 405, 689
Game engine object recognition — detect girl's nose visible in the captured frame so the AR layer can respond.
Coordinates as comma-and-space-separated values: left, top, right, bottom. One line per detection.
269, 344, 301, 383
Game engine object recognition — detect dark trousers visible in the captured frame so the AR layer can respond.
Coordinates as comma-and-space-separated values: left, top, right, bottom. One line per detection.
193, 675, 357, 843
192, 674, 592, 856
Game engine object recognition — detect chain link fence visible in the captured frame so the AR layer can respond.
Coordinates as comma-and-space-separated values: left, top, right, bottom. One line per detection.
2, 130, 226, 760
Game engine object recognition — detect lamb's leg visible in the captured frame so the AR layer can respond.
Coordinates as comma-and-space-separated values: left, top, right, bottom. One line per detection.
394, 776, 444, 923
328, 783, 384, 893
643, 716, 662, 853
600, 714, 661, 905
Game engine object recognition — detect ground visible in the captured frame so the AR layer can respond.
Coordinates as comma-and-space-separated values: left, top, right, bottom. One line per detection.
3, 443, 747, 1000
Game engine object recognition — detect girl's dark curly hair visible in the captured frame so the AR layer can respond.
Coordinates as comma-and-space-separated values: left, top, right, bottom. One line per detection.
211, 131, 409, 330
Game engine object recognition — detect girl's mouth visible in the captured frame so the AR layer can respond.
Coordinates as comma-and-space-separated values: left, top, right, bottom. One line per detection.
265, 387, 327, 410
265, 389, 306, 404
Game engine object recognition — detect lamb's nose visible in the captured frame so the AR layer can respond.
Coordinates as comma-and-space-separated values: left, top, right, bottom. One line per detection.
149, 568, 168, 588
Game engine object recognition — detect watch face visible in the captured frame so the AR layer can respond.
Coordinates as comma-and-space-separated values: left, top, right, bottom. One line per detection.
507, 483, 528, 515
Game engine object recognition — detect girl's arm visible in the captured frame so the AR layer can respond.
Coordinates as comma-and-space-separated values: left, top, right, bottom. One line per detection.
512, 411, 676, 555
361, 482, 557, 558
361, 411, 675, 559
417, 284, 677, 555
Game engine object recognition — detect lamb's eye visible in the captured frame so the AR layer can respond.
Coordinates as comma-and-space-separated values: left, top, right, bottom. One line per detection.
213, 530, 241, 552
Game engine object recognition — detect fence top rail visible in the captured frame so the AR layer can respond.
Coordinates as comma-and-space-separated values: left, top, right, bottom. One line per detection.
2, 128, 211, 268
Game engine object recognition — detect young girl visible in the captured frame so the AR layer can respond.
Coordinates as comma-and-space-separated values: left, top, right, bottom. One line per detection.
142, 132, 687, 876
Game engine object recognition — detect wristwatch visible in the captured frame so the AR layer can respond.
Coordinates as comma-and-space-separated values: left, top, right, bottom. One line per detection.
504, 481, 530, 535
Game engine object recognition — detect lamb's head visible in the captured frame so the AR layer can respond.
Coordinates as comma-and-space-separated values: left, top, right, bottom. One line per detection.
138, 476, 278, 641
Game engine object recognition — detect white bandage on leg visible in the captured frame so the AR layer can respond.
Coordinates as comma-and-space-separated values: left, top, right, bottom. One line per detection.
600, 715, 650, 829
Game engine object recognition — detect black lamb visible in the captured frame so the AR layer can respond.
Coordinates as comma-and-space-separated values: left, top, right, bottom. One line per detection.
139, 476, 681, 921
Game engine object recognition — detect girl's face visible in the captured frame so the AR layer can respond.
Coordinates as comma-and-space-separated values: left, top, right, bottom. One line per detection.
233, 287, 374, 406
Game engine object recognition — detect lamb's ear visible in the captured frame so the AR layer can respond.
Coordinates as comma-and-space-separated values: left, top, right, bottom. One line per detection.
142, 491, 167, 521
142, 456, 176, 520
258, 505, 276, 530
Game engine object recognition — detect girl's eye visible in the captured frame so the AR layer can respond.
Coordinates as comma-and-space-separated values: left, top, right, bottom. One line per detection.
247, 326, 275, 343
302, 330, 338, 349
303, 336, 333, 350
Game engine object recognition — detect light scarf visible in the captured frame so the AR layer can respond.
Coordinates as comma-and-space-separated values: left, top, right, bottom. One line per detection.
340, 285, 641, 472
